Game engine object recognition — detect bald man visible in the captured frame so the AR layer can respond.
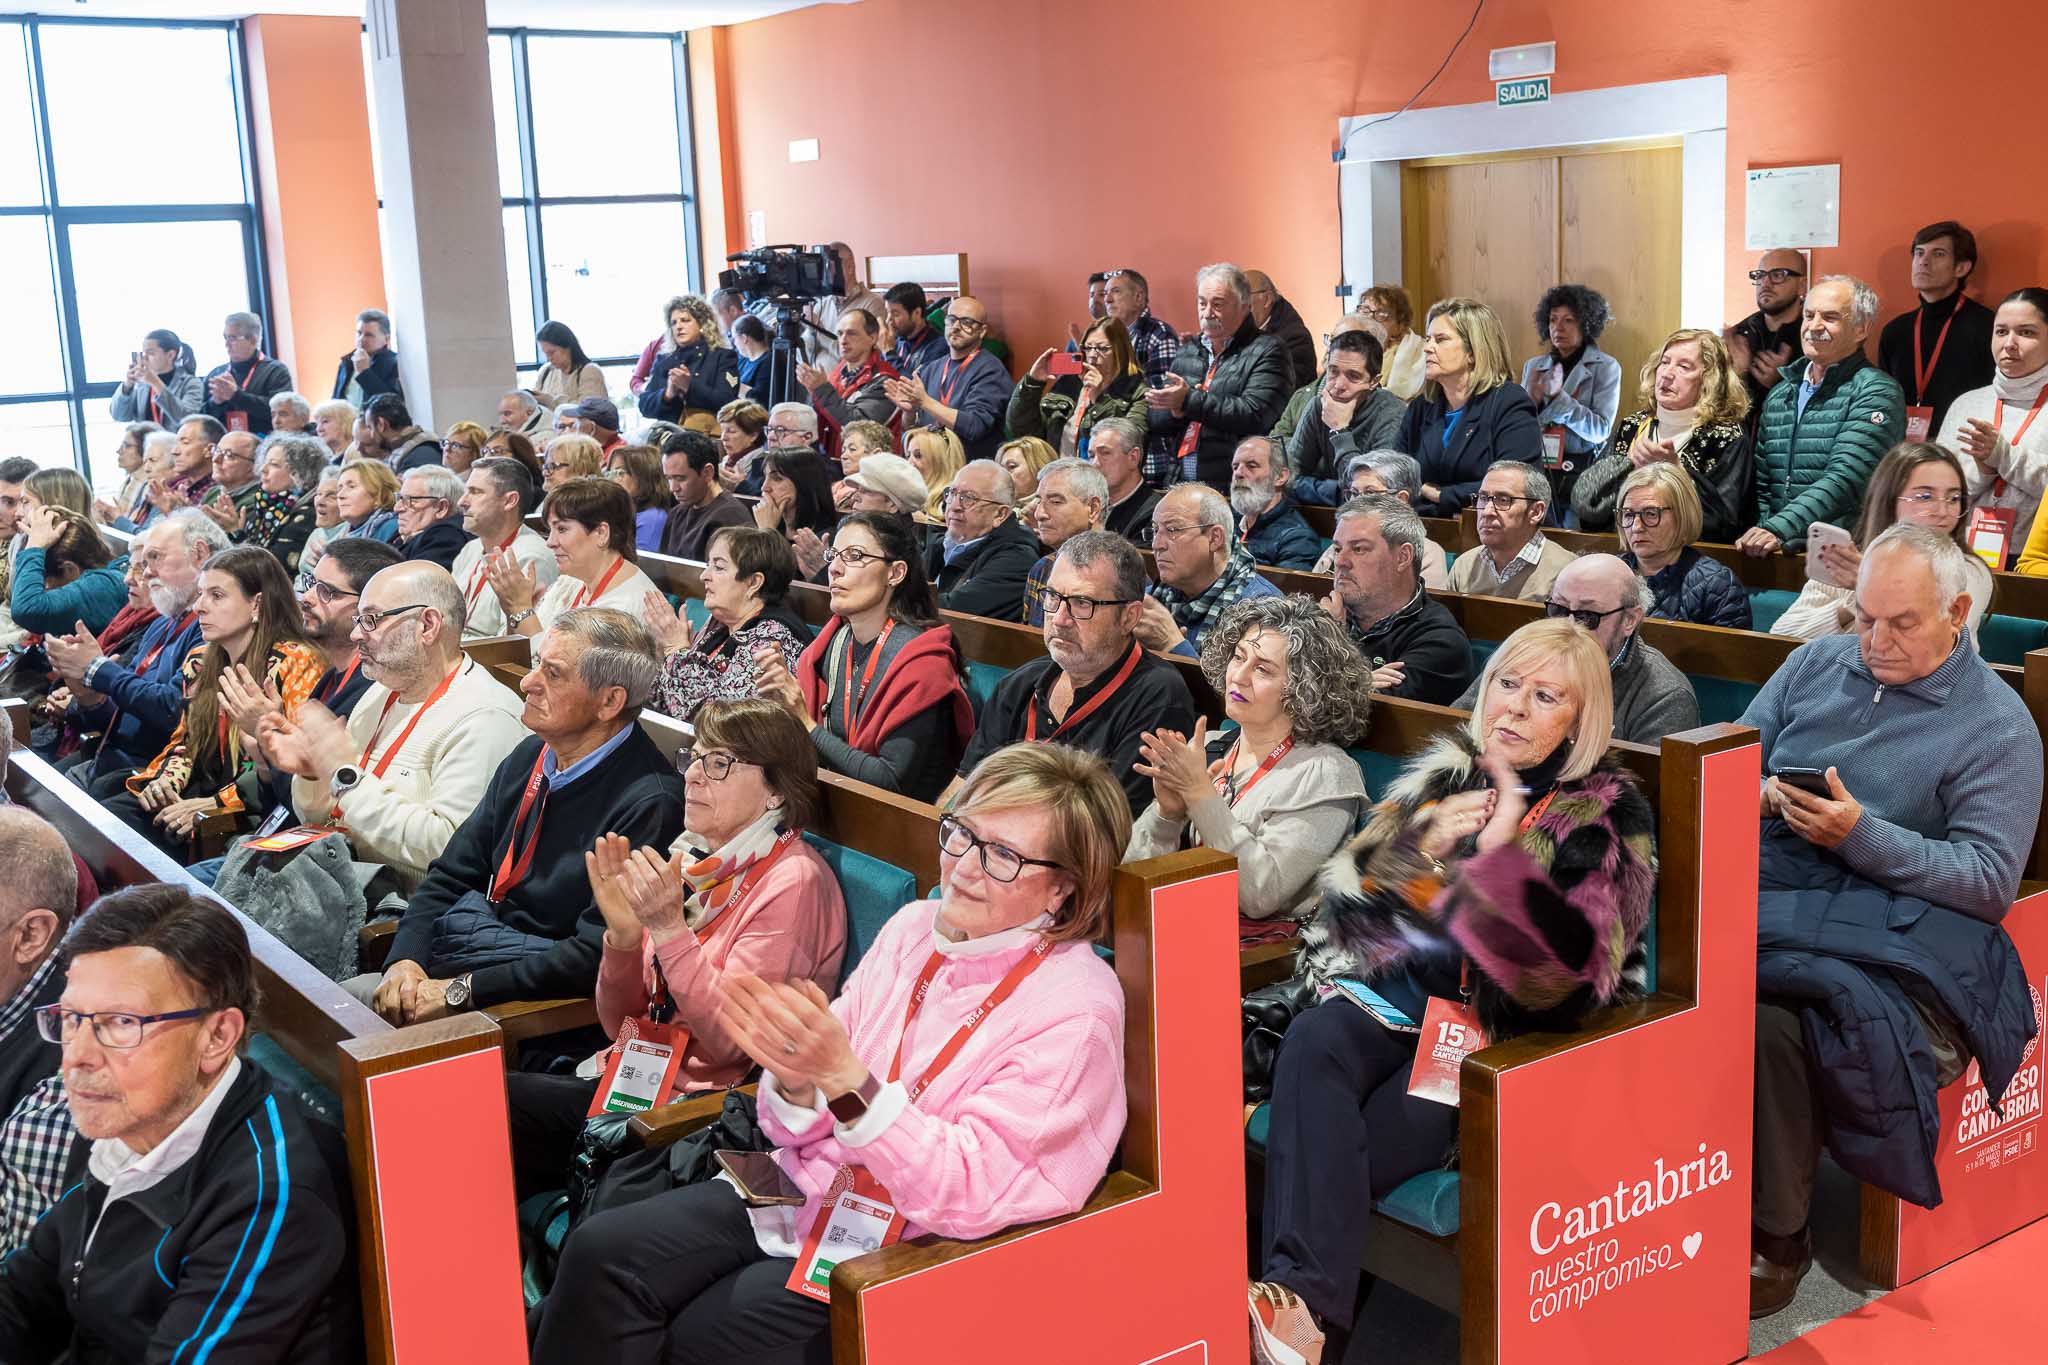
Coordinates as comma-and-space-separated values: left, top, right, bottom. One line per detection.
1725, 247, 1810, 411
0, 806, 81, 1255
885, 294, 1013, 462
1453, 553, 1699, 744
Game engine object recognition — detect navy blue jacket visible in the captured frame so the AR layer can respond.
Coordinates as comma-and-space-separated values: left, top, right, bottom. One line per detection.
1757, 829, 2037, 1209
331, 347, 403, 403
77, 609, 205, 779
637, 340, 741, 422
1396, 381, 1545, 518
1239, 497, 1324, 570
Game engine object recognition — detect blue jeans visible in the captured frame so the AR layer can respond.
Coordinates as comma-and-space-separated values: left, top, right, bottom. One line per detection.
187, 856, 226, 887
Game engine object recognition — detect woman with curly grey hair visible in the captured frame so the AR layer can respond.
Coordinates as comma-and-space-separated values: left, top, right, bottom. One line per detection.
1521, 282, 1623, 519
1127, 595, 1373, 920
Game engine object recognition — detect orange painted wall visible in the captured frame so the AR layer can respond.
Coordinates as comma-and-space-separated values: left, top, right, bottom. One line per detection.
712, 0, 2048, 367
244, 14, 384, 394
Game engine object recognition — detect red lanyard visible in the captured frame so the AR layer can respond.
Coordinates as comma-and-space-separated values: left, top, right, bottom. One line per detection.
935, 350, 978, 407
1212, 735, 1295, 807
488, 750, 551, 902
649, 830, 801, 1020
316, 654, 362, 706
466, 535, 517, 606
1023, 640, 1142, 742
137, 613, 197, 674
225, 352, 267, 396
835, 357, 879, 398
1912, 299, 1964, 405
1175, 356, 1223, 459
888, 936, 1052, 1103
1993, 388, 2048, 450
571, 556, 628, 609
839, 621, 895, 737
1520, 788, 1558, 833
358, 661, 463, 777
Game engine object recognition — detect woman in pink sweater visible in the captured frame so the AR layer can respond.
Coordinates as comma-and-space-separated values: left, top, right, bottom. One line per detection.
529, 742, 1134, 1365
503, 699, 846, 1198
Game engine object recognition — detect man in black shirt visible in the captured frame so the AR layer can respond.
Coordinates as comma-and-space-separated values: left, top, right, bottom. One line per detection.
1324, 493, 1472, 706
952, 531, 1196, 815
1876, 220, 1995, 439
1091, 417, 1158, 547
1725, 249, 1808, 418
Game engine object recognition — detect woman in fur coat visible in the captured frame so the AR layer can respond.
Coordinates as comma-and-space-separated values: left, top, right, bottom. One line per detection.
1247, 618, 1657, 1365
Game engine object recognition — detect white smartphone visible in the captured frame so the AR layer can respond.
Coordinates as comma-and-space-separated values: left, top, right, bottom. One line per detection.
1804, 522, 1856, 589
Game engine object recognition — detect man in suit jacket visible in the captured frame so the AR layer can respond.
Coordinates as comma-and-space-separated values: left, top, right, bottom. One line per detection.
333, 307, 404, 408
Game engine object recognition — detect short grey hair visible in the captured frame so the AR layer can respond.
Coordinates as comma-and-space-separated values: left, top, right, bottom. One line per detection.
401, 463, 466, 508
1038, 457, 1107, 506
1337, 492, 1427, 581
768, 402, 819, 436
959, 459, 1015, 507
315, 465, 344, 492
269, 391, 311, 423
1861, 522, 1970, 615
1056, 529, 1147, 603
1487, 459, 1551, 506
1089, 416, 1144, 453
1817, 274, 1881, 330
264, 432, 330, 490
162, 507, 232, 558
0, 807, 78, 936
1196, 262, 1252, 306
549, 607, 660, 715
1344, 448, 1422, 502
357, 307, 393, 335
1335, 312, 1388, 346
501, 389, 539, 415
224, 310, 264, 343
142, 430, 179, 464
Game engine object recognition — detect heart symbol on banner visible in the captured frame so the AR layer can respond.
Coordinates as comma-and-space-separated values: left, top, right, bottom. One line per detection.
1682, 1232, 1703, 1260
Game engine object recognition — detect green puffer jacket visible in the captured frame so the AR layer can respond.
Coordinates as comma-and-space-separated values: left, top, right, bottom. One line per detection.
1753, 352, 1904, 546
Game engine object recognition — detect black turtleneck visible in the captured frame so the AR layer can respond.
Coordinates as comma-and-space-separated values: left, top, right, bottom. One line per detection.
1877, 287, 1995, 432
1513, 739, 1574, 803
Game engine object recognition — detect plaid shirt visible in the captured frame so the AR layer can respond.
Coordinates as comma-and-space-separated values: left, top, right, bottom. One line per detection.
0, 956, 70, 1258
1148, 546, 1267, 656
1136, 314, 1189, 487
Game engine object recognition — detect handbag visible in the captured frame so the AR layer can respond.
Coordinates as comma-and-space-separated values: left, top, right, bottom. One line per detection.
1241, 975, 1317, 1104
567, 1084, 768, 1226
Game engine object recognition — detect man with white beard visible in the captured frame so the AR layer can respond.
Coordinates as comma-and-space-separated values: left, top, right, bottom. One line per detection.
1228, 435, 1323, 569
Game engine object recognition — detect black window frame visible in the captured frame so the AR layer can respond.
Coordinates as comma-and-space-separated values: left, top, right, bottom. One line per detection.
0, 13, 269, 485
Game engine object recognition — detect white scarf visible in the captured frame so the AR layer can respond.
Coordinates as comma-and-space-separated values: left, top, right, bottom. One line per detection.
1651, 403, 1700, 453
1991, 362, 2048, 410
671, 807, 787, 931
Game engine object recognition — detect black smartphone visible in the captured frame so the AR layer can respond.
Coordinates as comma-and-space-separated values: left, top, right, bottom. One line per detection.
1772, 767, 1831, 798
715, 1150, 806, 1207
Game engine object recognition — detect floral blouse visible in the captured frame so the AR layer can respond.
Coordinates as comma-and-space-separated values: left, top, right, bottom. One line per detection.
653, 616, 804, 723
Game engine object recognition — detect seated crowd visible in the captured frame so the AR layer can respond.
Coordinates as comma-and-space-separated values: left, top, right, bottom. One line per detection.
2, 220, 2046, 1365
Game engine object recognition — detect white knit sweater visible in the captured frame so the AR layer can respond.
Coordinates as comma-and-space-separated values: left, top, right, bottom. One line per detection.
1939, 363, 2048, 551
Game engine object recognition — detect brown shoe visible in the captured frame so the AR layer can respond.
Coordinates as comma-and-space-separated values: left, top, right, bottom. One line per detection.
1748, 1233, 1811, 1320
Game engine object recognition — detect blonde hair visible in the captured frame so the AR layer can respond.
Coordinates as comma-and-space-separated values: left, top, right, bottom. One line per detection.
950, 742, 1132, 944
545, 433, 604, 480
1423, 297, 1514, 401
337, 458, 399, 511
996, 436, 1057, 500
1636, 328, 1750, 427
444, 419, 490, 452
907, 427, 966, 520
1617, 462, 1703, 547
1465, 618, 1615, 782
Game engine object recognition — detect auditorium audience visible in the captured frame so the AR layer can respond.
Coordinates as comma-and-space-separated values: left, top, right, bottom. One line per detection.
0, 808, 76, 1258
531, 319, 609, 410
1092, 415, 1160, 546
314, 397, 357, 456
1141, 482, 1283, 659
638, 294, 741, 427
1572, 327, 1754, 542
498, 387, 546, 439
202, 311, 294, 436
1246, 270, 1317, 389
0, 887, 359, 1362
1147, 263, 1291, 488
1454, 553, 1702, 743
1251, 617, 1654, 1365
1397, 297, 1544, 516
443, 458, 551, 642
12, 505, 120, 638
441, 419, 488, 476
232, 434, 325, 572
753, 447, 840, 548
359, 608, 683, 1026
882, 281, 948, 380
1948, 288, 2048, 568
1009, 317, 1150, 459
1323, 492, 1473, 704
392, 464, 474, 571
1445, 462, 1574, 601
806, 242, 887, 365
924, 459, 1038, 622
33, 554, 153, 768
542, 432, 604, 491
1129, 595, 1372, 920
604, 443, 674, 553
886, 294, 1012, 463
111, 329, 202, 427
1309, 450, 1451, 589
797, 305, 898, 460
1025, 458, 1108, 626
505, 698, 848, 1198
164, 414, 220, 507
648, 527, 809, 722
1288, 329, 1405, 505
284, 539, 397, 721
365, 395, 442, 476
333, 458, 401, 544
1743, 525, 2040, 1317
1615, 463, 1754, 629
1727, 249, 1809, 416
497, 477, 661, 636
715, 399, 770, 498
961, 531, 1197, 815
1270, 312, 1377, 446
199, 430, 262, 522
659, 430, 752, 561
529, 742, 1132, 1365
1105, 267, 1181, 381
334, 306, 403, 407
1521, 283, 1623, 512
1361, 284, 1425, 399
1771, 442, 1990, 643
268, 390, 312, 434
1877, 221, 1994, 438
1739, 275, 1907, 556
1230, 435, 1323, 570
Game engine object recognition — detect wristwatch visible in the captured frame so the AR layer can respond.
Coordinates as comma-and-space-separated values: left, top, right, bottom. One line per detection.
507, 606, 538, 628
329, 764, 363, 802
826, 1072, 883, 1125
443, 973, 475, 1013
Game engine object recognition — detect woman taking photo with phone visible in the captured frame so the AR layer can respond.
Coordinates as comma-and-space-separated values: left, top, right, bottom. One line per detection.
1007, 318, 1151, 459
110, 329, 204, 426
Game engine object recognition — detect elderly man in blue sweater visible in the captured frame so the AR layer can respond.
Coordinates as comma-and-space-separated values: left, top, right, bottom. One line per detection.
1740, 523, 2044, 1318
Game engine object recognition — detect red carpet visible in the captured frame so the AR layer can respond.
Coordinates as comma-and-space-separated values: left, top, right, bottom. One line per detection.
1754, 1216, 2048, 1363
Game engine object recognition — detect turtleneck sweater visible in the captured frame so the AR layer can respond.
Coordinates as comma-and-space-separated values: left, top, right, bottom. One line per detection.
1647, 402, 1700, 454
1939, 359, 2048, 559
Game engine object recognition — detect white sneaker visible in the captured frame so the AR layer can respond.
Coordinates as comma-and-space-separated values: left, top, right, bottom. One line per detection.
1248, 1281, 1325, 1365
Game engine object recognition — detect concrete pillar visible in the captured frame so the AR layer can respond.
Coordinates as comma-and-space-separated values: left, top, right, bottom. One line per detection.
364, 0, 512, 431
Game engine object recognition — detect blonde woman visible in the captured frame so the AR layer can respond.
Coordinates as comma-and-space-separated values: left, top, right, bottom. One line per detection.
333, 459, 400, 544
542, 432, 604, 491
1572, 328, 1753, 542
906, 426, 966, 523
995, 436, 1057, 519
639, 294, 740, 426
1394, 297, 1543, 517
1613, 463, 1752, 629
441, 419, 490, 476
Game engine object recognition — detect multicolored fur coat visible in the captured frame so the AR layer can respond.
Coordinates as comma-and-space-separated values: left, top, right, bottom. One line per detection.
1296, 729, 1657, 1041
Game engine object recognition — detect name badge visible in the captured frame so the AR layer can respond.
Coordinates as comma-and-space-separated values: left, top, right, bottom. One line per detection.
244, 823, 339, 853
1968, 506, 2016, 571
585, 1019, 685, 1116
1905, 405, 1934, 443
252, 804, 295, 839
786, 1164, 905, 1303
1540, 427, 1566, 470
1406, 995, 1489, 1107
224, 410, 250, 434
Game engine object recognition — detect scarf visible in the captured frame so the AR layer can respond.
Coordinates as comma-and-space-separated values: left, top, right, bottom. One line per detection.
98, 603, 160, 656
242, 488, 297, 546
1649, 403, 1699, 453
1992, 362, 2048, 408
675, 807, 787, 932
1152, 545, 1262, 643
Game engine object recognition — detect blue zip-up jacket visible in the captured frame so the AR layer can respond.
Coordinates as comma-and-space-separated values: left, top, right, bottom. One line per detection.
78, 609, 204, 779
10, 551, 128, 636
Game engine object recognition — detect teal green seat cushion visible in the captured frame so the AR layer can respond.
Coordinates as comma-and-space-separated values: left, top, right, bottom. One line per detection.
1690, 675, 1761, 727
803, 833, 916, 983
964, 661, 1007, 718
1245, 1104, 1462, 1236
1746, 589, 1798, 633
1979, 614, 2047, 667
248, 1033, 340, 1129
682, 597, 709, 629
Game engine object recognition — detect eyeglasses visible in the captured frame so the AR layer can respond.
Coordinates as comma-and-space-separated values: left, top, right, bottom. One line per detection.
354, 603, 429, 632
1041, 590, 1136, 621
679, 748, 752, 781
941, 488, 1000, 513
1470, 493, 1538, 511
36, 1003, 210, 1049
1748, 268, 1805, 284
1618, 506, 1669, 528
1899, 490, 1966, 509
306, 579, 362, 604
1152, 521, 1209, 541
392, 493, 446, 509
1545, 601, 1631, 631
1080, 344, 1115, 358
944, 316, 988, 332
938, 814, 1063, 884
764, 425, 808, 439
823, 546, 891, 570
1361, 305, 1394, 321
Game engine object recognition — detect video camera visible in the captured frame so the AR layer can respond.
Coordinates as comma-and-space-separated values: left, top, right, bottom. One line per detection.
718, 245, 844, 305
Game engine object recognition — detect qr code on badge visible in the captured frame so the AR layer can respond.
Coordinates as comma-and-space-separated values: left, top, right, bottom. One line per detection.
824, 1227, 881, 1253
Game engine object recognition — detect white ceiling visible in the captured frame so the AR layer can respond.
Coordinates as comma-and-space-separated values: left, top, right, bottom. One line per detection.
9, 0, 853, 31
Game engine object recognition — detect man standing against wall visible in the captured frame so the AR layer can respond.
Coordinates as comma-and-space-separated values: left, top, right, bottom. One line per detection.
1876, 220, 1995, 440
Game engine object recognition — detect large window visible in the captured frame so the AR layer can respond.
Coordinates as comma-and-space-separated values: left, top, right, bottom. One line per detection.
0, 17, 264, 494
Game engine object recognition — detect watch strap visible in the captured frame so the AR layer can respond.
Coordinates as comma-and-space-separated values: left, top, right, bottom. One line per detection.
826, 1071, 882, 1125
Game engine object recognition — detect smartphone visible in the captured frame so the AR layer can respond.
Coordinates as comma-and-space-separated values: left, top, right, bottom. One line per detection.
1772, 766, 1832, 798
1046, 351, 1085, 378
130, 351, 140, 365
716, 1150, 806, 1207
1804, 522, 1856, 588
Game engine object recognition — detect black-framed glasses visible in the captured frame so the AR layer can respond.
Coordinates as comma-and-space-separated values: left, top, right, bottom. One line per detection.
823, 546, 892, 570
944, 316, 988, 332
1545, 601, 1631, 631
1080, 344, 1115, 358
353, 603, 429, 633
1618, 506, 1669, 528
1041, 590, 1136, 621
679, 748, 752, 781
1747, 268, 1805, 284
1470, 493, 1538, 511
306, 579, 362, 604
938, 814, 1063, 883
37, 1003, 211, 1049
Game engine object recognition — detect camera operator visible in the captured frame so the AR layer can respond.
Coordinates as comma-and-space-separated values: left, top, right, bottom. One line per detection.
802, 243, 887, 366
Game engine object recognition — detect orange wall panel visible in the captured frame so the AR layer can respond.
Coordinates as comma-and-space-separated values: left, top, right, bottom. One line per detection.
710, 0, 2048, 367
